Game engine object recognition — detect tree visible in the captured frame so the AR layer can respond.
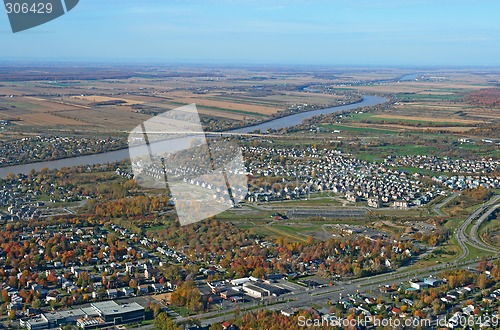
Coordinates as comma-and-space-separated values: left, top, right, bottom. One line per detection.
476, 273, 489, 290
154, 312, 181, 330
251, 267, 266, 279
32, 298, 42, 309
150, 303, 162, 318
171, 281, 202, 312
432, 300, 444, 315
2, 289, 11, 303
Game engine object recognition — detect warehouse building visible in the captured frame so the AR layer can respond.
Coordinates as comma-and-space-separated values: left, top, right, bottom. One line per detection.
24, 301, 145, 330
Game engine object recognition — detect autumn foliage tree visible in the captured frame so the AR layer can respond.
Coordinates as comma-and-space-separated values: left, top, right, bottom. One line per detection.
170, 281, 202, 312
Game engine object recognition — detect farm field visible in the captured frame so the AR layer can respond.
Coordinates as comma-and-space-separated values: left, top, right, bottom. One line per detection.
0, 66, 361, 132
0, 66, 498, 162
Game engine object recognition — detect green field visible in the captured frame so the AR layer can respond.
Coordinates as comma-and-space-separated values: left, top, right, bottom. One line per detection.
0, 100, 48, 110
321, 123, 398, 134
395, 93, 464, 101
346, 112, 470, 126
354, 144, 437, 162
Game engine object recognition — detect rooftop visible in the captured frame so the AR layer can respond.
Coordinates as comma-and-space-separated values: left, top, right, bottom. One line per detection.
91, 301, 144, 316
27, 317, 48, 326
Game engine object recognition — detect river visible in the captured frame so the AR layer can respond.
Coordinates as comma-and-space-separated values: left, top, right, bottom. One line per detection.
230, 95, 386, 133
0, 95, 388, 177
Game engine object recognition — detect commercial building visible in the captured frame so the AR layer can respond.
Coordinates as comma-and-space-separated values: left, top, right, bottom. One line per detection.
242, 283, 269, 298
409, 279, 429, 290
91, 301, 145, 325
424, 277, 444, 287
23, 301, 145, 330
25, 317, 48, 330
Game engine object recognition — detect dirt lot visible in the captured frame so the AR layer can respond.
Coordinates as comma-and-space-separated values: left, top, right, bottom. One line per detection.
150, 292, 172, 304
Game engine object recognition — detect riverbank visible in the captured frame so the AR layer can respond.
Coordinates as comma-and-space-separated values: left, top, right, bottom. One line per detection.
0, 95, 388, 177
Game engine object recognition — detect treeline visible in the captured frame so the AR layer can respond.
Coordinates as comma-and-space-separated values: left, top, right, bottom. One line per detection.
447, 186, 492, 213
87, 195, 170, 218
152, 219, 418, 279
465, 88, 500, 107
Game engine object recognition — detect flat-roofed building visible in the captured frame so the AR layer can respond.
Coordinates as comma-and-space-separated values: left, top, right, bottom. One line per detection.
242, 283, 269, 298
424, 277, 444, 287
230, 277, 251, 286
77, 317, 105, 330
25, 302, 144, 330
26, 316, 48, 330
409, 280, 429, 290
91, 301, 145, 325
220, 289, 241, 300
249, 281, 287, 296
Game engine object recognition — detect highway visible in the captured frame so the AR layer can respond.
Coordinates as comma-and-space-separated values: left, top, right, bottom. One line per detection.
193, 194, 500, 326
456, 195, 500, 261
432, 192, 459, 216
469, 203, 499, 250
133, 194, 500, 328
195, 259, 490, 327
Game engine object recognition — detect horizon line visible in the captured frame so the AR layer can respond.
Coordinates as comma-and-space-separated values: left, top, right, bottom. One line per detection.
0, 59, 499, 69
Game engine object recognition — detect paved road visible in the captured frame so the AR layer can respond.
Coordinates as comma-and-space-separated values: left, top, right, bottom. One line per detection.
433, 192, 459, 216
457, 195, 500, 261
191, 196, 500, 326
194, 258, 491, 327
468, 203, 500, 251
130, 194, 500, 329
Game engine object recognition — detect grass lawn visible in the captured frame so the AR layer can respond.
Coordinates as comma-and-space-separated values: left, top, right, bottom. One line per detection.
420, 236, 461, 266
464, 242, 495, 260
262, 224, 308, 242
146, 225, 168, 234
353, 144, 439, 163
170, 306, 197, 317
216, 208, 271, 221
274, 196, 343, 206
247, 221, 327, 242
478, 212, 500, 246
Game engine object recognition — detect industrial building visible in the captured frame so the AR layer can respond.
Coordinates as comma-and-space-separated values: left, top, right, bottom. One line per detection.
23, 301, 145, 330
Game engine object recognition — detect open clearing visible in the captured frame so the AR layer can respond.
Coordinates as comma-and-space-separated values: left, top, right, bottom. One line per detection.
371, 114, 486, 124
2, 67, 499, 137
17, 113, 90, 126
174, 97, 279, 115
71, 95, 145, 105
376, 124, 476, 132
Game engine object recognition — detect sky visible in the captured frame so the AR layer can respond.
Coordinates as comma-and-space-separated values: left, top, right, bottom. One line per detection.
0, 0, 499, 66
